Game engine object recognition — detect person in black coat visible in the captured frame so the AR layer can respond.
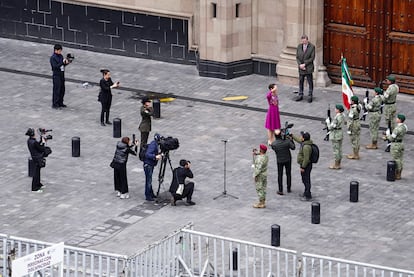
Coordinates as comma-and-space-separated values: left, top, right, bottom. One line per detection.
112, 137, 138, 199
50, 44, 70, 109
26, 128, 46, 192
271, 129, 296, 195
98, 69, 120, 126
169, 159, 195, 206
138, 97, 153, 148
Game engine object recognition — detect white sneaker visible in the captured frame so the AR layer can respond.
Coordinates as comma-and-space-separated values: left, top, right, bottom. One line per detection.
116, 191, 121, 197
32, 189, 43, 193
120, 193, 129, 199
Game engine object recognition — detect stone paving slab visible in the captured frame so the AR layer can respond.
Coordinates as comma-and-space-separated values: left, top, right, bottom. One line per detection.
0, 37, 413, 270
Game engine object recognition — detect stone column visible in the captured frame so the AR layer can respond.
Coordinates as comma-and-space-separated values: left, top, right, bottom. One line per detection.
277, 0, 330, 87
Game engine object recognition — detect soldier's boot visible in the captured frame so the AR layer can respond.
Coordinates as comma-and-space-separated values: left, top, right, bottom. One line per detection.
329, 160, 340, 169
353, 148, 360, 160
395, 169, 402, 180
385, 144, 391, 152
366, 141, 378, 149
253, 200, 266, 208
346, 149, 358, 159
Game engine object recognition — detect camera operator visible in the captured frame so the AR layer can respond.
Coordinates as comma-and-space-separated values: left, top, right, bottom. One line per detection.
111, 136, 138, 199
143, 133, 162, 201
26, 128, 47, 192
169, 160, 196, 206
138, 97, 153, 147
271, 129, 295, 195
292, 131, 313, 201
50, 44, 71, 109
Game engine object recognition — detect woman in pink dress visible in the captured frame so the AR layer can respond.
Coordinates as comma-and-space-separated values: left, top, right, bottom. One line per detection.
265, 84, 281, 144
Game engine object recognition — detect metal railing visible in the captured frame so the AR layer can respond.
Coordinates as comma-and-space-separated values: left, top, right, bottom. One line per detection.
0, 234, 128, 277
1, 227, 414, 277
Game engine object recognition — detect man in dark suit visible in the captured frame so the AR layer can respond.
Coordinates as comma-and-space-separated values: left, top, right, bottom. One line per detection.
295, 35, 315, 103
138, 97, 153, 147
169, 159, 195, 206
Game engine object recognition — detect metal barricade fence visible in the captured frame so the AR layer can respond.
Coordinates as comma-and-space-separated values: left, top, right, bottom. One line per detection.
0, 234, 128, 277
301, 252, 414, 277
127, 227, 298, 277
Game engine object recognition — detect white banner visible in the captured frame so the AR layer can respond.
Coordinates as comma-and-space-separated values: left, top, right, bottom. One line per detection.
12, 242, 64, 277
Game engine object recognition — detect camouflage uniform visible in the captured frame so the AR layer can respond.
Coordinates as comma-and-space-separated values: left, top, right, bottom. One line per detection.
327, 111, 344, 168
386, 122, 408, 178
253, 153, 268, 202
366, 94, 382, 147
347, 103, 361, 159
382, 83, 398, 130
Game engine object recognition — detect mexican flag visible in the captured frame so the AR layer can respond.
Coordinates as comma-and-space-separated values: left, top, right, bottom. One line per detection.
341, 57, 354, 110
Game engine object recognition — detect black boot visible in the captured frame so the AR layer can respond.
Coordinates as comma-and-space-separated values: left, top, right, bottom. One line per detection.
385, 145, 391, 152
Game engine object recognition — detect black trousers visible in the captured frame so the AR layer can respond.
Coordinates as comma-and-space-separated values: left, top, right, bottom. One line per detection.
301, 164, 313, 199
114, 163, 129, 194
298, 73, 313, 96
100, 99, 112, 123
277, 161, 292, 192
32, 164, 42, 191
173, 182, 194, 202
52, 74, 65, 107
140, 131, 149, 148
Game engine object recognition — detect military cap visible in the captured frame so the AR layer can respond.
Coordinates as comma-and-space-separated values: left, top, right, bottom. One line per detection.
335, 104, 344, 112
351, 95, 359, 103
386, 75, 396, 82
374, 87, 383, 94
397, 114, 406, 122
259, 144, 268, 152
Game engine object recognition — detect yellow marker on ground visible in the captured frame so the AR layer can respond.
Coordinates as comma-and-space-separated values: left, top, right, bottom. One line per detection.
222, 95, 248, 101
159, 97, 176, 103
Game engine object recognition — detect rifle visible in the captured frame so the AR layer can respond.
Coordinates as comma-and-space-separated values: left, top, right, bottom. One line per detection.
379, 80, 384, 114
385, 121, 392, 152
323, 104, 331, 141
360, 89, 369, 121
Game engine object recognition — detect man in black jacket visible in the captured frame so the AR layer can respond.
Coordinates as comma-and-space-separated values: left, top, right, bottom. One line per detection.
271, 129, 296, 195
26, 128, 46, 192
169, 159, 195, 206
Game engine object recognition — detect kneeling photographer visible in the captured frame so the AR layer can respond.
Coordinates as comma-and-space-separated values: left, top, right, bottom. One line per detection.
169, 160, 195, 206
26, 128, 52, 192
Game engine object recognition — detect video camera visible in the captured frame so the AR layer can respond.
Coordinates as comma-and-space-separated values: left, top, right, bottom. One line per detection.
158, 136, 179, 153
281, 121, 294, 140
66, 53, 75, 63
38, 128, 53, 140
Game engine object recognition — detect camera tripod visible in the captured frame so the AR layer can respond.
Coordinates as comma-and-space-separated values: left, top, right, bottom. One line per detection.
214, 139, 238, 200
156, 151, 174, 203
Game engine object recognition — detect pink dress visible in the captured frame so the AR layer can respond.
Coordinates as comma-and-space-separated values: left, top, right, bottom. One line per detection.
265, 91, 281, 130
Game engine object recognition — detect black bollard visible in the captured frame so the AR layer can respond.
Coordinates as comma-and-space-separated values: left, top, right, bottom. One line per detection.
350, 181, 359, 202
231, 248, 238, 271
28, 158, 34, 177
271, 224, 280, 247
153, 99, 161, 119
311, 202, 320, 224
113, 118, 121, 138
72, 137, 80, 157
386, 160, 396, 182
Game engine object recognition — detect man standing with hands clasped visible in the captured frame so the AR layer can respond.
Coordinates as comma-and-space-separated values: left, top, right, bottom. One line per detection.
295, 35, 315, 103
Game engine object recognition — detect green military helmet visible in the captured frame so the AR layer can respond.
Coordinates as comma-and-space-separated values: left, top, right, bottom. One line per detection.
335, 104, 344, 112
351, 95, 359, 103
386, 75, 396, 82
374, 87, 383, 95
397, 114, 406, 122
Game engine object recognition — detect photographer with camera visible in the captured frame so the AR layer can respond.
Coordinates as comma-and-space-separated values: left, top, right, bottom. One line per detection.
111, 137, 138, 199
138, 97, 153, 147
26, 128, 48, 192
50, 44, 72, 109
271, 128, 295, 195
143, 133, 162, 201
169, 160, 195, 206
98, 69, 120, 126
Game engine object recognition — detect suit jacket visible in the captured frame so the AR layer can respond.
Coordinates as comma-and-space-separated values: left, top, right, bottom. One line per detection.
296, 42, 315, 75
138, 106, 153, 132
169, 166, 193, 194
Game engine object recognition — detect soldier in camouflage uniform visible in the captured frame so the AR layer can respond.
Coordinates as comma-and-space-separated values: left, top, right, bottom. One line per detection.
346, 96, 361, 159
381, 75, 399, 152
326, 104, 345, 169
365, 87, 383, 149
253, 144, 269, 208
385, 114, 408, 180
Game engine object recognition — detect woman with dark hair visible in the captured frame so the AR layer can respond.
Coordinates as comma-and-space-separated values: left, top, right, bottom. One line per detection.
111, 136, 138, 199
98, 69, 120, 126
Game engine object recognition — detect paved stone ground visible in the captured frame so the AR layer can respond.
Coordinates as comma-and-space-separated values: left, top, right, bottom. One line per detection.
0, 37, 413, 270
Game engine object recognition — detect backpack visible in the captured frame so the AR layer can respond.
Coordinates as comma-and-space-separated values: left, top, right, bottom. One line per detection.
310, 144, 319, 163
138, 144, 148, 161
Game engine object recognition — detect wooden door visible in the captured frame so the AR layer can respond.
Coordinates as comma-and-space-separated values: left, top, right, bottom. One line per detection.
324, 0, 414, 94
